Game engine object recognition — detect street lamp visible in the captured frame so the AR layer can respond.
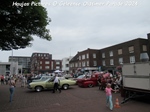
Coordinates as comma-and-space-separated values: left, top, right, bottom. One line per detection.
10, 49, 13, 76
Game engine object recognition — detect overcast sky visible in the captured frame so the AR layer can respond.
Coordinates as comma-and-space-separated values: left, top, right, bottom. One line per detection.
0, 0, 150, 62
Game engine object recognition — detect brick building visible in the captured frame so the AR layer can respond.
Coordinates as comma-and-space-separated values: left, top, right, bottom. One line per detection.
69, 33, 150, 74
69, 48, 100, 73
30, 53, 62, 74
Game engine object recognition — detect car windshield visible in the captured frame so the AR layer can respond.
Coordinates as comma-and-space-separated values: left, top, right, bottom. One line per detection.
40, 77, 50, 81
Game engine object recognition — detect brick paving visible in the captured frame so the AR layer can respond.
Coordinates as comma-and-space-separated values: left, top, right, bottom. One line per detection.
0, 82, 150, 112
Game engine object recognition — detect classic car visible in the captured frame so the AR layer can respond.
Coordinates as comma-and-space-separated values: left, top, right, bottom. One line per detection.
28, 77, 77, 92
76, 72, 101, 88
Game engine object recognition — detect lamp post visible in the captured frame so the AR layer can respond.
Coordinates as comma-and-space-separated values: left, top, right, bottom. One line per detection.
10, 49, 13, 76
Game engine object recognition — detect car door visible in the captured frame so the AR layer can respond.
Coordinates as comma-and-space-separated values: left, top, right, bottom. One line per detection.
45, 79, 54, 89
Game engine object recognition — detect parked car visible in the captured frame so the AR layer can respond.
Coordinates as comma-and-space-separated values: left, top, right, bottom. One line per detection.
27, 77, 77, 92
76, 72, 101, 88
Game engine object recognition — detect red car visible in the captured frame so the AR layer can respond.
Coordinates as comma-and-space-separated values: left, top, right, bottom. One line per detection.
77, 72, 102, 88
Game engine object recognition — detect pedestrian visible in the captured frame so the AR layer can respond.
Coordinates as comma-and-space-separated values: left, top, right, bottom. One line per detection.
21, 75, 26, 87
5, 75, 9, 85
52, 74, 61, 93
105, 83, 116, 111
8, 77, 16, 103
1, 75, 5, 85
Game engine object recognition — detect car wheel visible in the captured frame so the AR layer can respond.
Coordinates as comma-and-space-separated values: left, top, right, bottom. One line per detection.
35, 86, 43, 92
88, 84, 93, 88
62, 84, 69, 90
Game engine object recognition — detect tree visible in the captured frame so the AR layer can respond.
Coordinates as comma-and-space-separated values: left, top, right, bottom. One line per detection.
0, 0, 51, 50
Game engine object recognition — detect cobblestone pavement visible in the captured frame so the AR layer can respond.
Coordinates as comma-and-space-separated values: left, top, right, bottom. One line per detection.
0, 82, 150, 112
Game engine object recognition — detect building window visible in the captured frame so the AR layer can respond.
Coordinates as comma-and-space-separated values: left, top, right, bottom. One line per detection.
118, 49, 122, 55
93, 61, 97, 66
40, 61, 42, 64
45, 57, 49, 59
72, 63, 74, 67
119, 58, 123, 64
110, 59, 114, 65
130, 56, 135, 63
66, 64, 69, 67
45, 61, 49, 64
93, 53, 96, 58
56, 66, 60, 69
129, 46, 134, 53
45, 66, 49, 69
142, 45, 147, 51
40, 66, 42, 69
79, 62, 81, 67
87, 61, 89, 66
79, 56, 81, 60
102, 60, 106, 66
38, 54, 40, 57
82, 55, 85, 59
56, 61, 60, 64
86, 54, 89, 59
109, 51, 113, 57
82, 61, 85, 67
102, 53, 105, 58
75, 63, 78, 67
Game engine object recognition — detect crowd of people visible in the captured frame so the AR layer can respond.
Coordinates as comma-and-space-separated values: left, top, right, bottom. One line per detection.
97, 71, 122, 92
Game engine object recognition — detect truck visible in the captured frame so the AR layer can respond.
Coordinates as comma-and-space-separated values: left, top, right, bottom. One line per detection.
121, 61, 150, 103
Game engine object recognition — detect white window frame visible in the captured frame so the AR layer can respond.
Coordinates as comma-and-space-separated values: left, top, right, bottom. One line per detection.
40, 61, 42, 64
79, 56, 81, 60
40, 66, 42, 69
102, 60, 106, 66
75, 63, 78, 67
82, 61, 85, 67
82, 55, 85, 60
45, 66, 49, 69
130, 56, 135, 63
119, 58, 123, 64
93, 53, 96, 58
102, 53, 105, 58
110, 59, 114, 65
56, 61, 60, 64
109, 51, 113, 57
45, 61, 49, 64
87, 61, 89, 66
86, 53, 89, 59
56, 66, 60, 69
93, 61, 97, 66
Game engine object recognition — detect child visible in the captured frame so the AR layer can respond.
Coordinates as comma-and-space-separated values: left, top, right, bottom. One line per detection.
105, 83, 115, 111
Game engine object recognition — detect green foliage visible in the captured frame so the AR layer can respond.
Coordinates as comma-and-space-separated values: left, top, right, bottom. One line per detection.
0, 0, 51, 50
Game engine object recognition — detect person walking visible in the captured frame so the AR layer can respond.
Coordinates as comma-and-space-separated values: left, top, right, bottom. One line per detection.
105, 83, 116, 111
21, 75, 26, 87
52, 74, 61, 93
8, 77, 16, 103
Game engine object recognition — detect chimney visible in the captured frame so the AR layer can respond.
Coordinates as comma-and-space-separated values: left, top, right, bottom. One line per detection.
147, 33, 150, 40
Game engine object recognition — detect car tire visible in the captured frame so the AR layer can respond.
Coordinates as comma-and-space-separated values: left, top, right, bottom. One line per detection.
62, 84, 69, 90
88, 84, 93, 88
35, 86, 43, 92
